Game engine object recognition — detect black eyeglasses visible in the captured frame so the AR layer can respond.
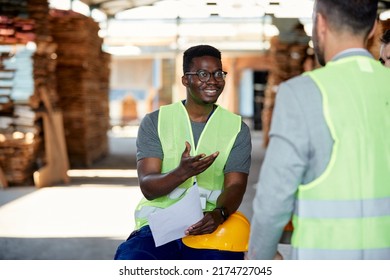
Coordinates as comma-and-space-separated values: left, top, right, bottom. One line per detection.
185, 69, 227, 82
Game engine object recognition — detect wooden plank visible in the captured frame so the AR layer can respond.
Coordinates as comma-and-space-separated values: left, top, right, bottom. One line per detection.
0, 166, 8, 188
33, 111, 70, 188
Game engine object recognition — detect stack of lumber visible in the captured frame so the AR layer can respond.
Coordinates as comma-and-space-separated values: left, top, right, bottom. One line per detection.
50, 9, 110, 167
262, 36, 309, 147
0, 115, 42, 186
0, 16, 35, 45
28, 0, 59, 111
0, 39, 39, 186
0, 0, 68, 187
0, 0, 35, 45
0, 0, 51, 44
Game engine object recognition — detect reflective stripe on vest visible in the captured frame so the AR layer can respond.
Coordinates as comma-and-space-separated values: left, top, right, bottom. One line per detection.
294, 197, 390, 218
291, 56, 390, 259
134, 102, 241, 229
292, 248, 390, 260
165, 186, 222, 201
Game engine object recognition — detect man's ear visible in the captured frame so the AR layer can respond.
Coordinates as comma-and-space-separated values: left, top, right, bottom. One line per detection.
367, 19, 378, 41
182, 75, 189, 87
316, 12, 327, 40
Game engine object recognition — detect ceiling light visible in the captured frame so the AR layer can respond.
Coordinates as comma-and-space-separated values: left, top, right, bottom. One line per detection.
102, 45, 141, 56
71, 0, 90, 16
379, 10, 390, 20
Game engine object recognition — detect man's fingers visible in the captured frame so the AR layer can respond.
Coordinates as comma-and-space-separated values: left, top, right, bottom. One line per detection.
182, 141, 191, 156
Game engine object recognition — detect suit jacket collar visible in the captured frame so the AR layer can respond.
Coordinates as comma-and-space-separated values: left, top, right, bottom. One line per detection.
332, 48, 373, 61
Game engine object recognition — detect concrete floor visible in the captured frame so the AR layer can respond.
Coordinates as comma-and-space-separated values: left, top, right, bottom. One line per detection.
0, 126, 291, 260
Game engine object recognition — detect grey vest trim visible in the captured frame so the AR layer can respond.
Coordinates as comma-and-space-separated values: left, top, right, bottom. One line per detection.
134, 206, 159, 219
198, 188, 221, 202
136, 188, 222, 219
166, 186, 221, 201
292, 247, 390, 260
167, 187, 187, 199
294, 197, 390, 218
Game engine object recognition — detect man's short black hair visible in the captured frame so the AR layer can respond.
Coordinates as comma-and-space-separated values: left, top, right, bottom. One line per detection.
183, 45, 222, 74
380, 29, 390, 45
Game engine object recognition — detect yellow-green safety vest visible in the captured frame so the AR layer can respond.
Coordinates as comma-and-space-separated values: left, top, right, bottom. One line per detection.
292, 56, 390, 259
134, 101, 241, 229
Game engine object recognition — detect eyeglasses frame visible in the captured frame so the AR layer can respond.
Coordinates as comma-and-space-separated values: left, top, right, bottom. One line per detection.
184, 69, 228, 82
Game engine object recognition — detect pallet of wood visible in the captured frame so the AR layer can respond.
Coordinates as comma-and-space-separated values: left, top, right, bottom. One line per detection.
0, 0, 70, 187
50, 9, 110, 167
0, 131, 41, 186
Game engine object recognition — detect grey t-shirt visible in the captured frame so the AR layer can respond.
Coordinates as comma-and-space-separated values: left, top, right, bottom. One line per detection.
136, 107, 252, 174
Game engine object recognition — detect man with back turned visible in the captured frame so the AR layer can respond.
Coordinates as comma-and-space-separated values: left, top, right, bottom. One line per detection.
248, 0, 390, 260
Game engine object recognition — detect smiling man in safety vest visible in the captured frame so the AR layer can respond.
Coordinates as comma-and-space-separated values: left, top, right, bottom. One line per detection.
114, 45, 252, 260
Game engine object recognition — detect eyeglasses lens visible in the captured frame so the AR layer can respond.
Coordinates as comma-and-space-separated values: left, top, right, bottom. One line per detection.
197, 70, 226, 82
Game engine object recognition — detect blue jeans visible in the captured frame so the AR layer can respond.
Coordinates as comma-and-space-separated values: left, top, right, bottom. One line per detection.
114, 226, 244, 260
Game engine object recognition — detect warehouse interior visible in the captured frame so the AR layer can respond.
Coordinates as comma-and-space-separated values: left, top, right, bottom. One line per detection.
0, 0, 389, 259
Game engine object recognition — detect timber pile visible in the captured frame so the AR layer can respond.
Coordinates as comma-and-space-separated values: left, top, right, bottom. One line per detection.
262, 36, 309, 147
50, 9, 110, 167
0, 16, 35, 45
0, 0, 34, 45
0, 42, 40, 186
0, 0, 68, 187
0, 0, 52, 44
29, 0, 59, 111
0, 120, 42, 186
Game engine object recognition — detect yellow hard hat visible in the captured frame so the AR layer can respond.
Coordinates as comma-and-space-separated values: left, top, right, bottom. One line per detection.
182, 211, 250, 252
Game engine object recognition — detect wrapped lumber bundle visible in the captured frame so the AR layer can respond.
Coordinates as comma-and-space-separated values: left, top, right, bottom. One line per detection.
50, 9, 110, 167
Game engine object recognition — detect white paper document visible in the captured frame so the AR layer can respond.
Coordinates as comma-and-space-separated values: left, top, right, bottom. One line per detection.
148, 185, 204, 247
